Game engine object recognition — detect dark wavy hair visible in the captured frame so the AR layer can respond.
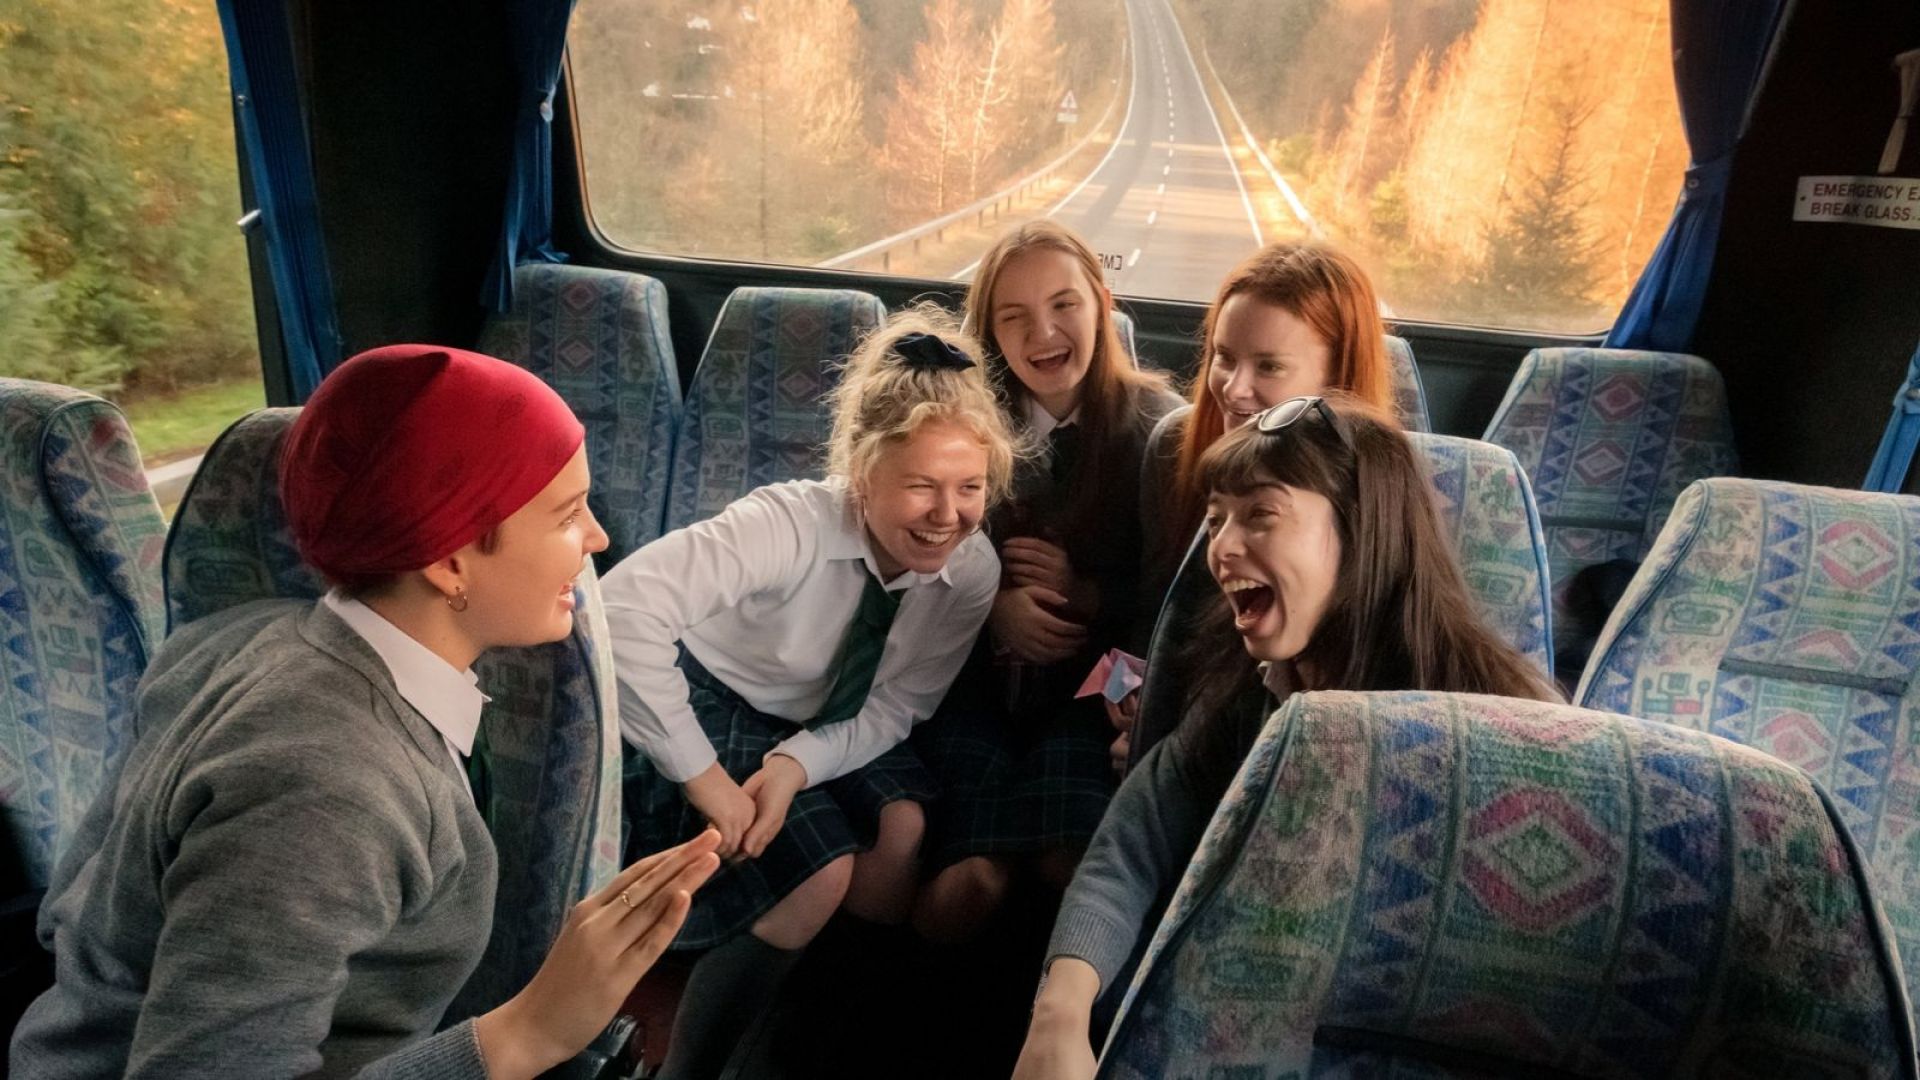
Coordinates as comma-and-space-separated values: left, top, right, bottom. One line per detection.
1175, 393, 1559, 793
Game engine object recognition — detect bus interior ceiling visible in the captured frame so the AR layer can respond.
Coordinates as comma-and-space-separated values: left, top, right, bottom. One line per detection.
290, 0, 1920, 480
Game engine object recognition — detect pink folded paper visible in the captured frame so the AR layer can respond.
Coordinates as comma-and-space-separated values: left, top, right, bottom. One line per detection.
1075, 648, 1147, 703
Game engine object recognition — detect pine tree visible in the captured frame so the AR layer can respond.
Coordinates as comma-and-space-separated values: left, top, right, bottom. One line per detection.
1474, 94, 1600, 322
1322, 26, 1395, 221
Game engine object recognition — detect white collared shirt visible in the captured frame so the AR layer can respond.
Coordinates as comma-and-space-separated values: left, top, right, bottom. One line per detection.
600, 477, 999, 787
323, 590, 490, 793
1024, 397, 1082, 440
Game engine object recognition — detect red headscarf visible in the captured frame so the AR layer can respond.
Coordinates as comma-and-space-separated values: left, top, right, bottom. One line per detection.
280, 344, 585, 589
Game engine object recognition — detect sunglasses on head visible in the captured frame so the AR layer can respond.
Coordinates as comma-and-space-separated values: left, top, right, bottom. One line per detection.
1253, 396, 1352, 448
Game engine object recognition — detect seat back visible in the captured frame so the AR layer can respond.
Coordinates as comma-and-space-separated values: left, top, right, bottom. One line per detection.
1112, 309, 1139, 367
1130, 434, 1554, 766
163, 408, 623, 1015
1483, 348, 1737, 664
0, 379, 167, 888
1411, 433, 1553, 672
1385, 334, 1431, 433
664, 287, 887, 529
1103, 690, 1917, 1079
1580, 477, 1920, 1020
477, 263, 682, 566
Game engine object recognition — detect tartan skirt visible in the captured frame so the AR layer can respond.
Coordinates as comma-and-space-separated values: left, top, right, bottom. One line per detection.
913, 645, 1117, 868
623, 648, 938, 951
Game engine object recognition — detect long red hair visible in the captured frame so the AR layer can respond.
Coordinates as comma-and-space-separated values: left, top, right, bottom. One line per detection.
1166, 243, 1393, 555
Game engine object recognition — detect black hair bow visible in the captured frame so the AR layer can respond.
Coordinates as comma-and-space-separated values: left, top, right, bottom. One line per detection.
893, 332, 975, 372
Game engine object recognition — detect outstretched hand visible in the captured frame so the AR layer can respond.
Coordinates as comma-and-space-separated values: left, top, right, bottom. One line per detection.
475, 828, 722, 1079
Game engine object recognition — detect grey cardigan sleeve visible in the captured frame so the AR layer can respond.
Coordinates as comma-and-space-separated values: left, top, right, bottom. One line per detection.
128, 723, 484, 1080
1043, 734, 1212, 993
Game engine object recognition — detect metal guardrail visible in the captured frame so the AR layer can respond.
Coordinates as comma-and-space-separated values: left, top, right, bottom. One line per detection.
815, 44, 1130, 275
1197, 44, 1323, 239
147, 454, 202, 508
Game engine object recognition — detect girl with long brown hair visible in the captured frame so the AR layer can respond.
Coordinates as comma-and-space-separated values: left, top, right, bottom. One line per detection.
911, 221, 1182, 944
1012, 395, 1558, 1080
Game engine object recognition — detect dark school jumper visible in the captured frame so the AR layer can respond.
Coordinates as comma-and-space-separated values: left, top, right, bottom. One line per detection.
918, 385, 1182, 867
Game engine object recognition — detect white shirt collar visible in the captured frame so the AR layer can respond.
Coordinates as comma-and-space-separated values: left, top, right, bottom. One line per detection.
822, 476, 955, 588
323, 590, 490, 757
1024, 397, 1081, 440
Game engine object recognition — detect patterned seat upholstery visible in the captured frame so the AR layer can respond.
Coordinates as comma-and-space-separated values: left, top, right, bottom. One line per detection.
1129, 435, 1553, 767
1103, 690, 1917, 1079
1580, 477, 1920, 1025
0, 379, 167, 889
163, 408, 624, 1016
1385, 334, 1431, 433
1411, 433, 1552, 671
477, 263, 681, 566
1112, 309, 1139, 367
664, 287, 887, 529
1483, 348, 1737, 666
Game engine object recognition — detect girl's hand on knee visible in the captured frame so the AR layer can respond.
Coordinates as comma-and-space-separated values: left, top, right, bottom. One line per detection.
683, 764, 756, 857
740, 754, 808, 858
476, 829, 721, 1080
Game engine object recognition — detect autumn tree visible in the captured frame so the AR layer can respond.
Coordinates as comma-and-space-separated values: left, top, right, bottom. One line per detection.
1472, 95, 1600, 318
1320, 26, 1396, 222
882, 0, 984, 219
0, 0, 256, 394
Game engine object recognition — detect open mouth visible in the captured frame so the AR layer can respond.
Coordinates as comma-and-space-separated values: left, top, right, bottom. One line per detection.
1027, 347, 1071, 373
1220, 577, 1275, 632
908, 527, 957, 549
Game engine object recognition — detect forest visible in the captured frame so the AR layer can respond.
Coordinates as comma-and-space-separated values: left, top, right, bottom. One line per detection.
0, 0, 257, 399
1183, 0, 1686, 330
0, 0, 1683, 416
569, 0, 1125, 265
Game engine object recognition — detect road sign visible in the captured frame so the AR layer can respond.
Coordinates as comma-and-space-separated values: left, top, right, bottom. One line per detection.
1057, 88, 1078, 124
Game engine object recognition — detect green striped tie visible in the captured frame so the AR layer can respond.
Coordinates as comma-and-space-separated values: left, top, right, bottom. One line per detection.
812, 571, 902, 728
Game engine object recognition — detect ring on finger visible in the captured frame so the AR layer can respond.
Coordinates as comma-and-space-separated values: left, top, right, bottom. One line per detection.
619, 887, 636, 909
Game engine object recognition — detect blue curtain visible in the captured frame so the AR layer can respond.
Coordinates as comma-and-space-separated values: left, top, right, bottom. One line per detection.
1604, 0, 1794, 351
215, 0, 344, 401
482, 0, 581, 311
1863, 344, 1920, 492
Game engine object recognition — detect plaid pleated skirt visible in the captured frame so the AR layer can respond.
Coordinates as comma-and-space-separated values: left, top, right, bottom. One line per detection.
623, 648, 938, 951
914, 643, 1116, 868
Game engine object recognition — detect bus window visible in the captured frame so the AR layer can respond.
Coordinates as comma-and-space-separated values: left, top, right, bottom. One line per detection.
567, 0, 1685, 333
0, 0, 264, 515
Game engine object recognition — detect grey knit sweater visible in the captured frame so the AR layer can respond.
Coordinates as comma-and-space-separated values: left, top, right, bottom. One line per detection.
10, 600, 497, 1079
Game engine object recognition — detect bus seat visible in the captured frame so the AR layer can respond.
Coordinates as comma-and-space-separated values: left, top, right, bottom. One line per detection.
477, 263, 682, 567
1411, 433, 1552, 674
1112, 308, 1139, 367
1483, 348, 1737, 674
663, 286, 887, 529
1128, 434, 1554, 768
0, 378, 167, 890
1386, 334, 1431, 433
1579, 477, 1920, 1024
1102, 690, 1917, 1079
163, 408, 625, 1016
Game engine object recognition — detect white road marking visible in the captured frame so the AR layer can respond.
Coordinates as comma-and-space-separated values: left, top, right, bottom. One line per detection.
1163, 163, 1171, 175
1128, 248, 1142, 266
1156, 182, 1165, 194
1157, 0, 1264, 247
1147, 210, 1158, 225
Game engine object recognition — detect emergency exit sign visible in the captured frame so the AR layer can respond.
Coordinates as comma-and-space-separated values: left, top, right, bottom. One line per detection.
1794, 176, 1920, 230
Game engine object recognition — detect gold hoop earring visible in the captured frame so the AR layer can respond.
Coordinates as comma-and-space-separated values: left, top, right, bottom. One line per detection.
447, 589, 469, 613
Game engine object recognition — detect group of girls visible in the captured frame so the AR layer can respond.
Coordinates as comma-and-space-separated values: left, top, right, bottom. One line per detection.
11, 218, 1557, 1080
